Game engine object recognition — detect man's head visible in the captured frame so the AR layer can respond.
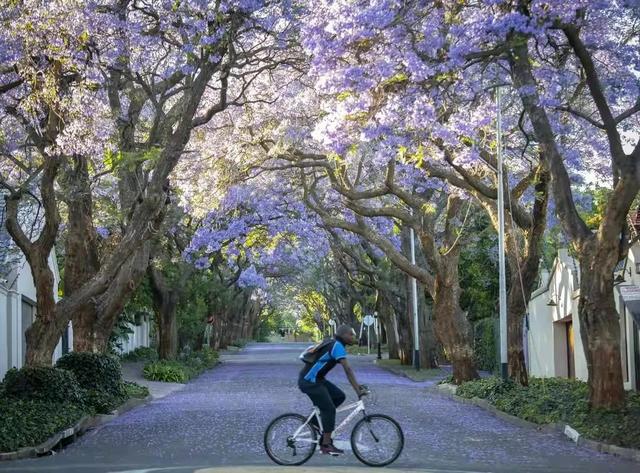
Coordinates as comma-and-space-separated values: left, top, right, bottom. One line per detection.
336, 324, 357, 345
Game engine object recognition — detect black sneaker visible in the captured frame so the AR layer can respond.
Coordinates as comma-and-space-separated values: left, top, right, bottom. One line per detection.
320, 442, 344, 456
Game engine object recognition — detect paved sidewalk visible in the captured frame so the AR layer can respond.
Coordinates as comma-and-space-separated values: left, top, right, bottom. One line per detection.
121, 361, 185, 400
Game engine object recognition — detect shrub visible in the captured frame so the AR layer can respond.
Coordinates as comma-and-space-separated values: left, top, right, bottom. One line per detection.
123, 381, 149, 399
143, 361, 189, 383
120, 346, 158, 362
143, 349, 218, 383
456, 376, 640, 449
0, 397, 86, 453
2, 367, 85, 404
56, 352, 123, 396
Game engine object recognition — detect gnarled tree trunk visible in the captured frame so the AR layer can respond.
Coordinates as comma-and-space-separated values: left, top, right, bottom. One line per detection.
578, 241, 625, 408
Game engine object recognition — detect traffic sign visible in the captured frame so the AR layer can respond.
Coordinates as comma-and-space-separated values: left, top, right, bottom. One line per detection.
363, 315, 375, 326
328, 319, 336, 327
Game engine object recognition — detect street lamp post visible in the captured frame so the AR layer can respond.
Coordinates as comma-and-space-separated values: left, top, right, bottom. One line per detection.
410, 224, 420, 371
374, 311, 382, 360
496, 85, 508, 380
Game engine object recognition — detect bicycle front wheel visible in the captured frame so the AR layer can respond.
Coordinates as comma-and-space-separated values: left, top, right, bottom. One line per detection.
351, 414, 404, 467
264, 413, 317, 466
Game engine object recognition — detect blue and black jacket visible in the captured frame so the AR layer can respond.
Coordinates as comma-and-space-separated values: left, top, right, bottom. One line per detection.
299, 337, 347, 383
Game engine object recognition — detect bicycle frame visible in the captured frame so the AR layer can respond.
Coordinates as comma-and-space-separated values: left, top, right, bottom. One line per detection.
291, 399, 366, 444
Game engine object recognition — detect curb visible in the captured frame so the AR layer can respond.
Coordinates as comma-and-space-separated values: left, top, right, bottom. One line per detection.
373, 359, 442, 383
436, 383, 640, 463
0, 395, 151, 461
373, 360, 415, 381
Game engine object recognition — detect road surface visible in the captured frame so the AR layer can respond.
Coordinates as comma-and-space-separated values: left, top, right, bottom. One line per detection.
0, 343, 636, 473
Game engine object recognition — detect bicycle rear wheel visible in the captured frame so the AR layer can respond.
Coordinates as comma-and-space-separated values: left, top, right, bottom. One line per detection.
264, 413, 317, 465
351, 414, 404, 467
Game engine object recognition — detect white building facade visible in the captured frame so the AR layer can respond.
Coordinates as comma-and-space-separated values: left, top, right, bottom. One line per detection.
1, 252, 152, 381
527, 248, 640, 391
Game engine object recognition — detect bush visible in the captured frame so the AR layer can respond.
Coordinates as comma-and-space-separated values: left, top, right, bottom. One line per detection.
457, 376, 640, 449
0, 397, 86, 453
123, 381, 149, 399
55, 352, 123, 396
473, 318, 496, 372
120, 346, 158, 362
2, 367, 85, 404
143, 349, 219, 383
143, 361, 189, 383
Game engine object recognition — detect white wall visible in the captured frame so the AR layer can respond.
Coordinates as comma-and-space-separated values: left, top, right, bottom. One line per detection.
528, 247, 639, 390
116, 317, 152, 355
0, 250, 72, 380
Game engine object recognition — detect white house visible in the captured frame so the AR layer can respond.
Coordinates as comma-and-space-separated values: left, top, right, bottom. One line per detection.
0, 249, 71, 380
527, 247, 640, 391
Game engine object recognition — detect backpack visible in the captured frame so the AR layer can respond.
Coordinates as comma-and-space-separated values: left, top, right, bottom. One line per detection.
299, 339, 333, 364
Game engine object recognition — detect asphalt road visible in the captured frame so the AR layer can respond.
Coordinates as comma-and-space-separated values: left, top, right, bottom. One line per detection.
0, 343, 637, 473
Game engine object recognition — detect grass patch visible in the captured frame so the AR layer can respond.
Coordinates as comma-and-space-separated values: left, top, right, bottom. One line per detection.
457, 377, 640, 449
376, 359, 447, 382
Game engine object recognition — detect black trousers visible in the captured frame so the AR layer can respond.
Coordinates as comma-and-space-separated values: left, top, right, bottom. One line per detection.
298, 377, 346, 433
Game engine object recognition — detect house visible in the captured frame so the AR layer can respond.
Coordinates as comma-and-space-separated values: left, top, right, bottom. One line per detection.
527, 247, 640, 391
0, 248, 71, 380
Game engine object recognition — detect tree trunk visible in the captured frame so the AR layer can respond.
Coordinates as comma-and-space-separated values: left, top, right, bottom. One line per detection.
94, 245, 151, 353
433, 270, 479, 383
579, 243, 625, 408
149, 265, 179, 360
377, 293, 399, 359
156, 298, 179, 359
60, 156, 102, 352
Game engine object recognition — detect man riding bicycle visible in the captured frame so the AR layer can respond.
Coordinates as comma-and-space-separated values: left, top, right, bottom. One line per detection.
298, 324, 367, 456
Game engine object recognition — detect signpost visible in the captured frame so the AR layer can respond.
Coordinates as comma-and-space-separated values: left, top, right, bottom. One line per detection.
363, 314, 375, 354
373, 311, 382, 359
328, 318, 336, 338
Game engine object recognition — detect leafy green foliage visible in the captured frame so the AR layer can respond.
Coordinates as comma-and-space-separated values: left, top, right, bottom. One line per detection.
473, 318, 496, 372
457, 377, 640, 448
120, 346, 158, 362
2, 367, 85, 404
143, 360, 190, 383
143, 348, 219, 383
55, 352, 123, 396
459, 214, 499, 322
55, 353, 133, 414
123, 381, 150, 399
0, 398, 86, 453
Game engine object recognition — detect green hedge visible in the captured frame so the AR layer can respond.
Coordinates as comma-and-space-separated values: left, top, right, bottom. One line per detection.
56, 352, 123, 395
2, 367, 85, 404
457, 377, 640, 449
55, 352, 127, 414
0, 360, 150, 453
0, 398, 86, 453
143, 348, 219, 383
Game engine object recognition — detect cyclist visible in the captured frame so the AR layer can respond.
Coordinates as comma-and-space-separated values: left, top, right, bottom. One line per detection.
298, 324, 367, 456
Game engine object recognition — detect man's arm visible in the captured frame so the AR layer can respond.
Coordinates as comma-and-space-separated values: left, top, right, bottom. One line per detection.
339, 358, 361, 395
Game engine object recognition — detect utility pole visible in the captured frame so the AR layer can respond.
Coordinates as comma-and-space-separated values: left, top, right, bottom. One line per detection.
496, 85, 508, 380
410, 224, 420, 371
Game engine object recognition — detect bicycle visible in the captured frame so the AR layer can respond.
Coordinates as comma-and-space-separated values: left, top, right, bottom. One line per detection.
263, 386, 404, 467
